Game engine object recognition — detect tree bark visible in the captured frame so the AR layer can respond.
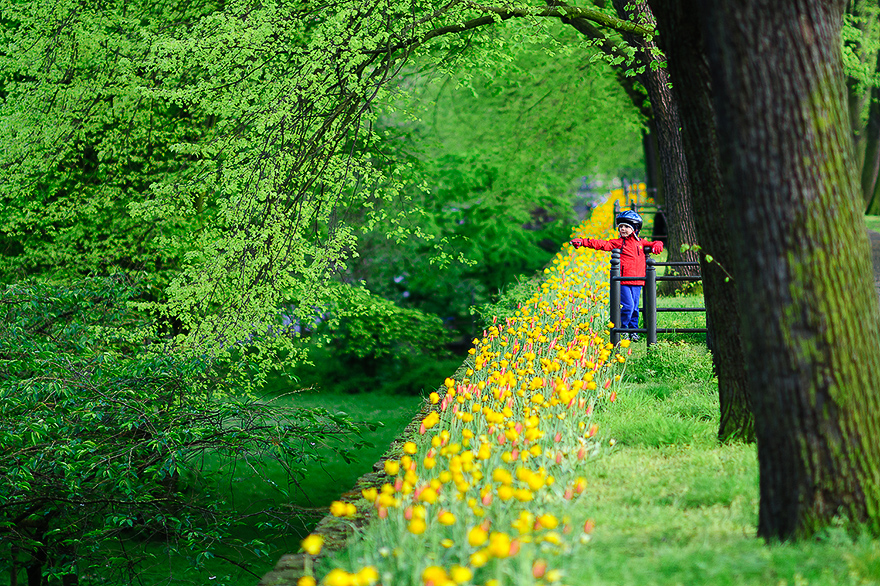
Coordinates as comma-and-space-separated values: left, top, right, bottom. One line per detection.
642, 127, 663, 205
648, 0, 754, 443
703, 0, 880, 538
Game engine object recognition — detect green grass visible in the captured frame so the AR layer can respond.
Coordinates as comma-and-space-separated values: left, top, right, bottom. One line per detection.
276, 390, 424, 509
564, 294, 880, 585
304, 290, 880, 586
865, 215, 880, 233
81, 390, 424, 586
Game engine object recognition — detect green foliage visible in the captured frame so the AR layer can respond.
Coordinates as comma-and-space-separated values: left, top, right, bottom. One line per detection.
0, 0, 646, 362
0, 0, 216, 284
343, 23, 643, 341
276, 284, 461, 395
322, 285, 450, 361
843, 4, 880, 98
471, 272, 546, 330
0, 277, 367, 583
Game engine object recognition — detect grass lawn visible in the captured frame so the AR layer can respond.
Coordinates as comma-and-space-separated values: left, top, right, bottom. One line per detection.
277, 389, 425, 510
865, 215, 880, 233
116, 390, 424, 586
565, 299, 880, 586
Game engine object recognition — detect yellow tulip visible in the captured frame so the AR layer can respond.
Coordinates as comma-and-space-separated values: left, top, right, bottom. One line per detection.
421, 566, 447, 584
300, 534, 322, 555
357, 566, 379, 585
383, 460, 400, 476
322, 569, 351, 586
537, 513, 559, 529
449, 565, 472, 584
469, 550, 489, 568
467, 526, 488, 547
438, 511, 456, 525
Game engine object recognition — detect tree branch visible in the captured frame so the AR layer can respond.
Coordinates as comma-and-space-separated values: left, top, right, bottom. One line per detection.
365, 1, 652, 57
464, 1, 654, 36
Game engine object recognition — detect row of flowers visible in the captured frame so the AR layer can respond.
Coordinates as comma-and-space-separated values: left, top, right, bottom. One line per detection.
300, 190, 638, 586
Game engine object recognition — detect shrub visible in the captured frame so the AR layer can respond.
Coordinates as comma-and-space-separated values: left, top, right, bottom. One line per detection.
470, 272, 544, 330
0, 277, 366, 584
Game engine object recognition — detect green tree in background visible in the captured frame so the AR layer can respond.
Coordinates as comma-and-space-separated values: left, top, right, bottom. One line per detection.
348, 24, 642, 340
843, 0, 880, 211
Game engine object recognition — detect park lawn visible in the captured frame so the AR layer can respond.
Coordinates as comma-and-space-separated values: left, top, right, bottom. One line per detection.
568, 221, 880, 585
563, 331, 880, 586
319, 301, 880, 586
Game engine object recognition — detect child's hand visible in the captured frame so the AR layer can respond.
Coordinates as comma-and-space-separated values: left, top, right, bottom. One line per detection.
651, 242, 663, 254
570, 239, 584, 248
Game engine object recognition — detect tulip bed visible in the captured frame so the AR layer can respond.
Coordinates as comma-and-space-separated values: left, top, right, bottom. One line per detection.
300, 194, 635, 586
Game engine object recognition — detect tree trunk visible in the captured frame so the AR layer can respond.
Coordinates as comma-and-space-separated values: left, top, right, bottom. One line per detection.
10, 545, 19, 586
642, 127, 663, 205
703, 0, 880, 539
611, 0, 701, 293
648, 0, 755, 444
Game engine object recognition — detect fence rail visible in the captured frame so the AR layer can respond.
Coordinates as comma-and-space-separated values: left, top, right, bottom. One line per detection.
608, 251, 709, 346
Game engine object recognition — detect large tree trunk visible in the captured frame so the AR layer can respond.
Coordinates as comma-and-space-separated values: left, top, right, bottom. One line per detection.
703, 0, 880, 538
611, 0, 700, 292
648, 0, 754, 443
642, 127, 663, 204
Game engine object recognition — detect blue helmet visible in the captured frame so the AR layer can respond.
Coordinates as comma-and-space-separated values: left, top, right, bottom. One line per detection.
616, 210, 643, 234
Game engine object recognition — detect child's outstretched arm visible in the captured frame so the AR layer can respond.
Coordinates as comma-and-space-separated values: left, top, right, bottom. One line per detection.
570, 238, 620, 251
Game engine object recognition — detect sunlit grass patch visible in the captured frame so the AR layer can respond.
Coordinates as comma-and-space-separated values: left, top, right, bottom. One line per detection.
567, 442, 880, 585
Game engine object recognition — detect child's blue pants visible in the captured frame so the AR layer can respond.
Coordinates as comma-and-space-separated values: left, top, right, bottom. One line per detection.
620, 285, 643, 330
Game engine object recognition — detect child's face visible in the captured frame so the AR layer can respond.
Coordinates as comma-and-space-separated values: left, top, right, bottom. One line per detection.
617, 223, 634, 237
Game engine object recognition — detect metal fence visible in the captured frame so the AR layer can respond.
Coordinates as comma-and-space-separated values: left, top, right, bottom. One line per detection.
608, 250, 708, 346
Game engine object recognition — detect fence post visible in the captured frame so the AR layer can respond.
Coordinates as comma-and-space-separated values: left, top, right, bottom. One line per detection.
610, 250, 621, 345
645, 258, 657, 346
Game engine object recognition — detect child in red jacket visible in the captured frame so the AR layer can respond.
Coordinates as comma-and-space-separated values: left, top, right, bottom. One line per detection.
570, 210, 663, 341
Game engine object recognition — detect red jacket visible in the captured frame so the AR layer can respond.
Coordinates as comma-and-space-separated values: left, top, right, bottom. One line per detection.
572, 235, 662, 286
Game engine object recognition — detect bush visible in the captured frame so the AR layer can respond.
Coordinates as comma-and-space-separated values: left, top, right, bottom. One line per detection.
0, 277, 367, 584
471, 272, 544, 330
280, 285, 458, 395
